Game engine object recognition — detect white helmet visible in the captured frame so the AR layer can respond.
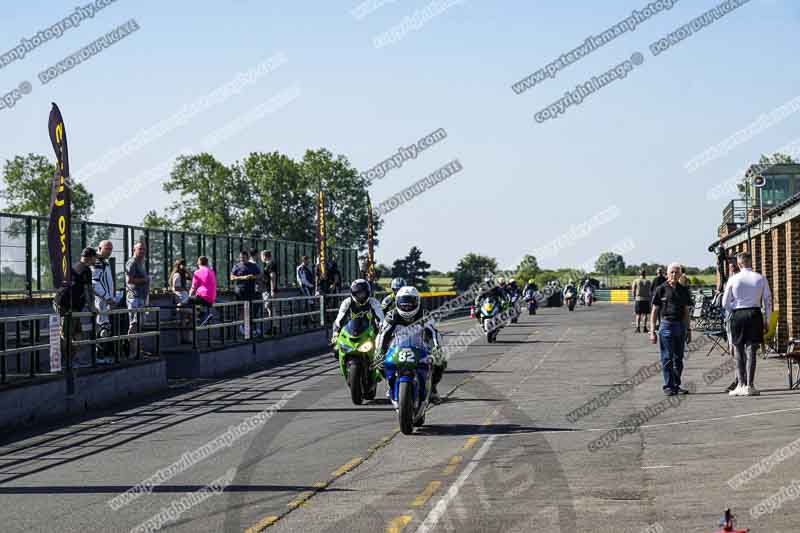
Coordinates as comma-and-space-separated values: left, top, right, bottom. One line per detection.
395, 286, 420, 320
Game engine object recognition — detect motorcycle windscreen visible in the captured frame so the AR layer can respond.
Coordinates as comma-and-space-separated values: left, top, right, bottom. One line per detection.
344, 315, 370, 338
388, 324, 427, 352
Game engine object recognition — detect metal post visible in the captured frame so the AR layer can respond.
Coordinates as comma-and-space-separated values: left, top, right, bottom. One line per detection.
25, 218, 32, 298
192, 304, 197, 351
1, 323, 6, 384
155, 308, 161, 357
91, 311, 97, 368
319, 295, 325, 327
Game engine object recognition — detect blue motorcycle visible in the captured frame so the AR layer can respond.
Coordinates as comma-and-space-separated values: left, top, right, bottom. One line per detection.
384, 327, 432, 435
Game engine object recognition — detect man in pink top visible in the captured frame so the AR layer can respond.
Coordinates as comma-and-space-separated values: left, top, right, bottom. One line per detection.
187, 256, 217, 325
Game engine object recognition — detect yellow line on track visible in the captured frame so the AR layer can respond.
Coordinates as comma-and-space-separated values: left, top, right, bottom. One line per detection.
442, 455, 462, 475
244, 516, 279, 533
332, 456, 363, 478
411, 481, 442, 507
463, 436, 480, 450
287, 491, 315, 509
386, 515, 413, 533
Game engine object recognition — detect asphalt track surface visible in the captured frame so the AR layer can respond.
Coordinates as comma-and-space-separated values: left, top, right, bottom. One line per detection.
1, 303, 800, 532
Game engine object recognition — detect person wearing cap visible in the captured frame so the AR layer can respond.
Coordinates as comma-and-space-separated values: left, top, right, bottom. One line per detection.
54, 247, 99, 368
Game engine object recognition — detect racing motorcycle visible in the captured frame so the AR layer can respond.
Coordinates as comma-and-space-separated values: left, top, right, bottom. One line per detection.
564, 287, 578, 312
581, 286, 594, 307
479, 296, 502, 343
384, 327, 432, 435
523, 288, 538, 315
508, 291, 521, 323
335, 314, 381, 405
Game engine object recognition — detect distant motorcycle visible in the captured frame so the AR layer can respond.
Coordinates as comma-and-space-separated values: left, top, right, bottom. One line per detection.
508, 291, 521, 323
479, 296, 502, 343
523, 289, 537, 315
564, 288, 577, 312
581, 286, 594, 307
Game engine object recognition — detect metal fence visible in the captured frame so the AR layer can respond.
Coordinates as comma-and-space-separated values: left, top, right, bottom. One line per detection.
0, 211, 359, 297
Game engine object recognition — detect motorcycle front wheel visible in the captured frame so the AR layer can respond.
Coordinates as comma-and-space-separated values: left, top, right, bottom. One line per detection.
398, 381, 415, 435
347, 359, 363, 405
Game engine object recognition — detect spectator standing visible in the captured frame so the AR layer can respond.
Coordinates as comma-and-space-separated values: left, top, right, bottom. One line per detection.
650, 263, 692, 396
125, 242, 150, 356
297, 256, 315, 327
650, 267, 668, 330
297, 255, 315, 296
231, 250, 261, 336
632, 270, 652, 333
169, 258, 191, 343
188, 256, 217, 325
328, 256, 342, 293
54, 247, 98, 368
722, 252, 772, 397
91, 240, 115, 363
260, 250, 278, 333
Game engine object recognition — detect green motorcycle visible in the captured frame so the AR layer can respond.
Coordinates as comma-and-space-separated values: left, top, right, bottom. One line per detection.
336, 313, 382, 405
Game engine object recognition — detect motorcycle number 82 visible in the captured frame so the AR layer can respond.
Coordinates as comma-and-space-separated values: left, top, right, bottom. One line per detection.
397, 349, 416, 363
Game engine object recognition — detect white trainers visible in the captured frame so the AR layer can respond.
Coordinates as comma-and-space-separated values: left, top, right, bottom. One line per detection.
746, 385, 760, 396
729, 385, 746, 397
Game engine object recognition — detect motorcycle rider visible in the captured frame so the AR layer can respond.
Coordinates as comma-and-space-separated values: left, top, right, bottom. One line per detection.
376, 286, 445, 404
331, 279, 385, 350
473, 275, 508, 321
580, 278, 594, 305
506, 278, 520, 299
563, 279, 578, 303
381, 277, 407, 315
523, 278, 538, 310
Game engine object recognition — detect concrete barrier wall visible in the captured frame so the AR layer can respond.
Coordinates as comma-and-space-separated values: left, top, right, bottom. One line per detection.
0, 358, 167, 434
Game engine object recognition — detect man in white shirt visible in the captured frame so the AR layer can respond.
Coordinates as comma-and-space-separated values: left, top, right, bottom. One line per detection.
92, 240, 115, 363
721, 251, 772, 397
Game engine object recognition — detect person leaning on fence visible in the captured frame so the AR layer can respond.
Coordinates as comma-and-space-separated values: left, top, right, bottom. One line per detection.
650, 263, 692, 396
54, 247, 98, 368
632, 270, 652, 333
125, 242, 150, 356
188, 256, 217, 325
91, 240, 115, 363
723, 251, 772, 397
297, 256, 315, 326
169, 258, 191, 342
231, 249, 261, 336
260, 250, 278, 333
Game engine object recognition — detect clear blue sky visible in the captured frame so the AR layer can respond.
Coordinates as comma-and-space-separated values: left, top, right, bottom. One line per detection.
1, 0, 797, 272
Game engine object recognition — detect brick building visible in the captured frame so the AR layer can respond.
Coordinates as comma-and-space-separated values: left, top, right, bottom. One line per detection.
709, 164, 800, 351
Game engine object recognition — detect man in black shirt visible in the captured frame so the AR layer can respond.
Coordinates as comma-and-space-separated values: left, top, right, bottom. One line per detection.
54, 247, 98, 368
231, 250, 261, 336
650, 263, 691, 396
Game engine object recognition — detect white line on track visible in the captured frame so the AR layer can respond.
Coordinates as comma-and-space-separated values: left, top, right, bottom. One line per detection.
414, 434, 497, 533
414, 327, 571, 532
488, 405, 800, 436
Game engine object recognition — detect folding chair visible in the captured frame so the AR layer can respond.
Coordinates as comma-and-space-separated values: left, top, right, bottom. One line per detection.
761, 310, 781, 359
786, 338, 800, 390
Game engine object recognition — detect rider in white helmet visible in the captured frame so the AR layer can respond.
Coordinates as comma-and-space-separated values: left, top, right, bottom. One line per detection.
376, 286, 445, 403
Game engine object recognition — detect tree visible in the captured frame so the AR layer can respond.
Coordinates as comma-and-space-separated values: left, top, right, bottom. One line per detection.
595, 252, 625, 285
142, 210, 173, 229
452, 253, 498, 292
392, 246, 430, 291
301, 148, 382, 253
1, 153, 94, 219
160, 149, 377, 251
163, 153, 243, 234
514, 254, 540, 286
236, 151, 313, 241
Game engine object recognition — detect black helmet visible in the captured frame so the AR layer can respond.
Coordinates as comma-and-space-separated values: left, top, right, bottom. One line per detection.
350, 279, 371, 305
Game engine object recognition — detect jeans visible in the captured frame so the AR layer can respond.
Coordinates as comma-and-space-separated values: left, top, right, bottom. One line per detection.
659, 319, 686, 391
